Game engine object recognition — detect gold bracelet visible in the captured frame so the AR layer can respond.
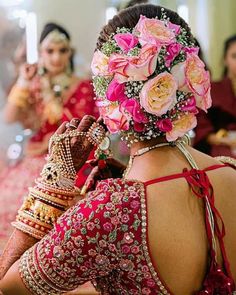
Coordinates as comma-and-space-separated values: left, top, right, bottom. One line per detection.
12, 221, 47, 240
8, 85, 30, 108
29, 187, 69, 208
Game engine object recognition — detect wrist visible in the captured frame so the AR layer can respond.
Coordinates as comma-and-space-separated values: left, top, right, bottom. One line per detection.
16, 76, 30, 88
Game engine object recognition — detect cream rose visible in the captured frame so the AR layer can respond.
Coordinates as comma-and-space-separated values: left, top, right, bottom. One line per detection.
134, 15, 176, 46
108, 44, 158, 83
171, 53, 211, 111
101, 103, 130, 133
139, 72, 177, 116
91, 50, 110, 76
166, 113, 197, 141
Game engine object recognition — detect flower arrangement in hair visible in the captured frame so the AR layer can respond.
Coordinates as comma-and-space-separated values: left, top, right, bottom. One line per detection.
91, 9, 211, 144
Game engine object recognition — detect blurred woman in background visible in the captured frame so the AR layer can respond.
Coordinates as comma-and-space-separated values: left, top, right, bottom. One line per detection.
0, 22, 97, 251
194, 35, 236, 157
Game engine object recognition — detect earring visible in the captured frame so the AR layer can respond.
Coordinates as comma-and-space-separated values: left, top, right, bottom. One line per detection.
38, 66, 47, 76
95, 136, 112, 161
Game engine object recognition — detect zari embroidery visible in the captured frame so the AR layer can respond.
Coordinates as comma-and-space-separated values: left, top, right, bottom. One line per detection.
19, 179, 171, 294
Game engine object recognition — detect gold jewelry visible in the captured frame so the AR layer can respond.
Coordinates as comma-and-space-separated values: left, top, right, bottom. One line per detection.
41, 30, 70, 47
123, 142, 173, 178
69, 123, 78, 129
29, 187, 69, 207
86, 122, 106, 146
8, 85, 30, 108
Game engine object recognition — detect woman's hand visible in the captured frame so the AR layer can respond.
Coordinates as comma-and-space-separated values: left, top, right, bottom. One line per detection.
207, 132, 236, 148
83, 158, 127, 192
18, 63, 37, 81
52, 115, 100, 172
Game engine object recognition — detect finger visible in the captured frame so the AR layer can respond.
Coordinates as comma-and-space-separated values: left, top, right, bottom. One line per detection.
97, 116, 108, 132
84, 166, 100, 191
77, 115, 96, 132
86, 159, 98, 166
65, 118, 81, 132
55, 121, 68, 135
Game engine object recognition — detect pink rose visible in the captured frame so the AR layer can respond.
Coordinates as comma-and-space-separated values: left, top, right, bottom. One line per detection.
135, 15, 176, 46
166, 113, 197, 141
181, 96, 198, 114
156, 118, 173, 132
133, 122, 146, 132
165, 43, 182, 67
140, 72, 177, 116
101, 103, 130, 133
183, 47, 199, 55
91, 50, 109, 76
171, 53, 211, 111
108, 44, 158, 82
195, 88, 212, 112
168, 22, 181, 35
114, 33, 139, 53
106, 80, 127, 102
121, 98, 148, 123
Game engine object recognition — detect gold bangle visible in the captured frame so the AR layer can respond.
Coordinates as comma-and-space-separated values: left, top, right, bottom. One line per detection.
29, 187, 69, 208
12, 221, 46, 240
8, 85, 30, 108
17, 210, 52, 229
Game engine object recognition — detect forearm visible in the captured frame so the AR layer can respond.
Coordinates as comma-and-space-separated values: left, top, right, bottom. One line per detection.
0, 260, 31, 295
0, 230, 37, 280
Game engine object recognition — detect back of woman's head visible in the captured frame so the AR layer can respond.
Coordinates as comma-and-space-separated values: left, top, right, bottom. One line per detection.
97, 4, 194, 50
92, 4, 211, 144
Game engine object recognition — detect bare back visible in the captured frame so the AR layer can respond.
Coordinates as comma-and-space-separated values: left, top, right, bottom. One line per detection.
127, 146, 236, 294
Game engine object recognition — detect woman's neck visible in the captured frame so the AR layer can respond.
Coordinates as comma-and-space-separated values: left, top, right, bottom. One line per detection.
129, 138, 167, 156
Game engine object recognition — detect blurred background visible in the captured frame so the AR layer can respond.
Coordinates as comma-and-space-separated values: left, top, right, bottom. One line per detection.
0, 0, 235, 167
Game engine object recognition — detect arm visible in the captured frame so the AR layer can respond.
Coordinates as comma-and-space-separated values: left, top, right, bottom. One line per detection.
4, 64, 37, 125
0, 116, 104, 279
0, 230, 37, 280
0, 260, 31, 295
0, 182, 120, 294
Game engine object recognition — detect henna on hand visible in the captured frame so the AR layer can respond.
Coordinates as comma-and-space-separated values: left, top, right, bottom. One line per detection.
0, 229, 37, 280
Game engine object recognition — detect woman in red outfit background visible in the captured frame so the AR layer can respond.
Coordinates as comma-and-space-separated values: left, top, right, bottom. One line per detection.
194, 35, 236, 157
0, 22, 97, 252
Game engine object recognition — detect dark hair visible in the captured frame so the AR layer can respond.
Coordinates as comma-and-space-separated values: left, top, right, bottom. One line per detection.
39, 22, 70, 44
96, 4, 194, 50
39, 22, 74, 72
118, 0, 148, 11
222, 34, 236, 77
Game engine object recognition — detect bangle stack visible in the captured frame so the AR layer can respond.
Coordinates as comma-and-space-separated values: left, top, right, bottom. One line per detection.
8, 85, 30, 108
13, 122, 107, 239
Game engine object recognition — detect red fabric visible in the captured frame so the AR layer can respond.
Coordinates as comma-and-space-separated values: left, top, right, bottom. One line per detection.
29, 79, 98, 187
194, 77, 236, 157
21, 165, 236, 294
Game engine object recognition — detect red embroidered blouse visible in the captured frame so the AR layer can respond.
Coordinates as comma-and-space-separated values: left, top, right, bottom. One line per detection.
19, 164, 236, 294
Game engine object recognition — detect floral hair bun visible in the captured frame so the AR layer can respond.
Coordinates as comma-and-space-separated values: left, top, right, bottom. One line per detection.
91, 11, 211, 144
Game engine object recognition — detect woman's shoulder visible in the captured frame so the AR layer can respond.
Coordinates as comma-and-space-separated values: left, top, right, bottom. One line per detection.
190, 147, 236, 177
